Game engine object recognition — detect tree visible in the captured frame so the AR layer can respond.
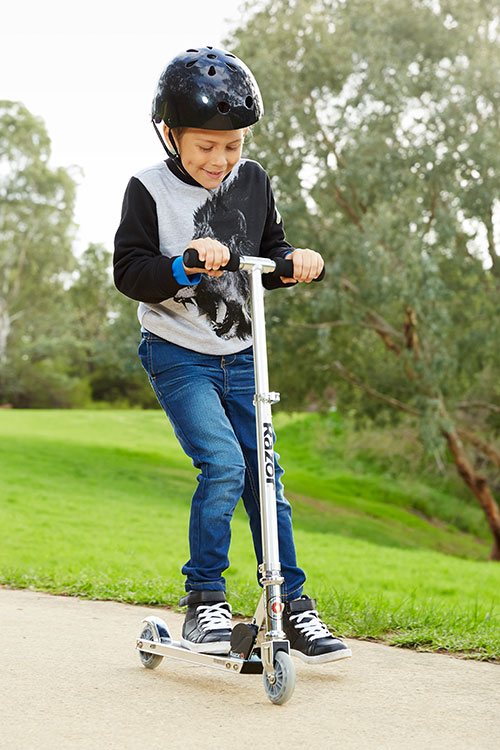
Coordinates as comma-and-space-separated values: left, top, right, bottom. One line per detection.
0, 102, 155, 408
89, 290, 159, 409
228, 0, 500, 557
67, 243, 157, 408
0, 101, 80, 406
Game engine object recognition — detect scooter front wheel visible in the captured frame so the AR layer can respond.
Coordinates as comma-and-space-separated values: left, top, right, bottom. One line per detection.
263, 650, 296, 704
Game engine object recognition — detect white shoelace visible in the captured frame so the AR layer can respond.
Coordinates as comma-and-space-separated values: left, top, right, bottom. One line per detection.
289, 609, 335, 642
197, 602, 232, 632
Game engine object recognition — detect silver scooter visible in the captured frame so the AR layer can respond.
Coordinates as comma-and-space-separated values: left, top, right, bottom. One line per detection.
136, 249, 323, 704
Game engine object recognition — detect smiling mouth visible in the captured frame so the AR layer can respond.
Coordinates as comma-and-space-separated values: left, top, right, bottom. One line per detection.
204, 169, 224, 178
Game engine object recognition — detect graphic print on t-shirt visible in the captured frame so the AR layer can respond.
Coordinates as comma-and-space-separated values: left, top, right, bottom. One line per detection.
173, 167, 253, 340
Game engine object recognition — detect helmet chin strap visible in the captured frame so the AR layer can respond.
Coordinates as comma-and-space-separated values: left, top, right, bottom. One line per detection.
166, 129, 184, 165
152, 120, 171, 155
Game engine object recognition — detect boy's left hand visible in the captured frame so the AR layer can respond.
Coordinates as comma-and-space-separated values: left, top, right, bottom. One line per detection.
280, 248, 324, 284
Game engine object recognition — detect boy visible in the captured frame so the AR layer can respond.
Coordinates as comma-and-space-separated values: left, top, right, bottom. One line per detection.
113, 46, 351, 664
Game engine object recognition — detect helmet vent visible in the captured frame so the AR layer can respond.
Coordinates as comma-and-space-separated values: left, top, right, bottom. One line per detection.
245, 96, 254, 109
186, 60, 198, 68
217, 101, 230, 114
226, 53, 236, 58
207, 53, 217, 59
208, 65, 216, 76
186, 48, 199, 52
226, 62, 237, 72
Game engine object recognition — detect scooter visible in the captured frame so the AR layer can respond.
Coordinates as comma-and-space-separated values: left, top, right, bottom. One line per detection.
136, 249, 324, 705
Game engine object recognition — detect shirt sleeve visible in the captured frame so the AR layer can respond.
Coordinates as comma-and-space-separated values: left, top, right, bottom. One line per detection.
113, 177, 194, 303
259, 175, 297, 291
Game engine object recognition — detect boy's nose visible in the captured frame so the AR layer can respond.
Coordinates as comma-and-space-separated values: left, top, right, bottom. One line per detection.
209, 151, 226, 168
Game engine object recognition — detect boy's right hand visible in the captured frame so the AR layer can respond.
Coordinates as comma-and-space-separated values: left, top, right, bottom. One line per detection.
183, 238, 230, 278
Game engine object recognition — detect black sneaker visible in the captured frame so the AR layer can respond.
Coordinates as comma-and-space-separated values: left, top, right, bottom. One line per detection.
179, 590, 232, 654
283, 595, 352, 664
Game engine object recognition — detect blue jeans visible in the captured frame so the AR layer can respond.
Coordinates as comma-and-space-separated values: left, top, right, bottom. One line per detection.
138, 333, 306, 601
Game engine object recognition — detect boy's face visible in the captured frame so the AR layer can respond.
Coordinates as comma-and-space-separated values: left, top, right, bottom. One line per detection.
165, 126, 247, 189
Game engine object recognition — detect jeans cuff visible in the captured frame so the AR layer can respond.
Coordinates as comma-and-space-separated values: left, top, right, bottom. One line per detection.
282, 584, 304, 602
185, 583, 226, 593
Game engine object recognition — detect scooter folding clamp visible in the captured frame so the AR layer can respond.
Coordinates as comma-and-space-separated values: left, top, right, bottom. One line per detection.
258, 565, 284, 586
254, 391, 280, 405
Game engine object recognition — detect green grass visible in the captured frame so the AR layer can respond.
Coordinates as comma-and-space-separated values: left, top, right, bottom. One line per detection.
276, 412, 490, 547
1, 409, 499, 661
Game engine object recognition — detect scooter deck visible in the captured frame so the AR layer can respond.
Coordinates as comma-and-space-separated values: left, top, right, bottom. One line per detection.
136, 637, 263, 674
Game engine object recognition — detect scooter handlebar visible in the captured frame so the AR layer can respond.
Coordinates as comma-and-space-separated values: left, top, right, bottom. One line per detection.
183, 247, 240, 272
272, 256, 325, 282
182, 248, 325, 281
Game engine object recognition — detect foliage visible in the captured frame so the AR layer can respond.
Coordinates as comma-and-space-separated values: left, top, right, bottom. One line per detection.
0, 102, 154, 408
66, 243, 157, 408
226, 0, 500, 550
228, 0, 500, 412
0, 101, 80, 405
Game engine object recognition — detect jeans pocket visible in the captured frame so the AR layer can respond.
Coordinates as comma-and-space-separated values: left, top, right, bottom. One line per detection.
138, 334, 166, 378
137, 336, 150, 373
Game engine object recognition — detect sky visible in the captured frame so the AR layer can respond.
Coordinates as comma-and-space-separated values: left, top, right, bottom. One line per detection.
1, 0, 247, 255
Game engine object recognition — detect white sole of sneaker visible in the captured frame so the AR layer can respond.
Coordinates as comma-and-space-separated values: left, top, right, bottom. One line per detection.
180, 637, 231, 655
290, 647, 352, 664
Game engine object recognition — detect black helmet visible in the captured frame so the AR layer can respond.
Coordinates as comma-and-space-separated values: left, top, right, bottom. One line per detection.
152, 46, 264, 130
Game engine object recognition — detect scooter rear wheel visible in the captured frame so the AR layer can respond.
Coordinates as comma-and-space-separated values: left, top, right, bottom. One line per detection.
138, 623, 164, 670
263, 650, 296, 704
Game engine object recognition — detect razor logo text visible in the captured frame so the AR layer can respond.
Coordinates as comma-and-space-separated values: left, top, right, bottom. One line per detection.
263, 422, 275, 485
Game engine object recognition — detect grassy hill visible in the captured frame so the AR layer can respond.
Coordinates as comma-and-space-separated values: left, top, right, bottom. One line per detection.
1, 409, 498, 660
274, 412, 490, 560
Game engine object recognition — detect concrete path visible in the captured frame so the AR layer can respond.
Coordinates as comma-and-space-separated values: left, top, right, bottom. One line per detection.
1, 587, 498, 749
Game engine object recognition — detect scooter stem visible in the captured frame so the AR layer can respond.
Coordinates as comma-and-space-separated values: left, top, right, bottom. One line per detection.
248, 261, 285, 640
